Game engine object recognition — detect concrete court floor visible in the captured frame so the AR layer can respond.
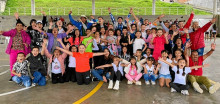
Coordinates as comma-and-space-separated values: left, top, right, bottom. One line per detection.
0, 39, 220, 104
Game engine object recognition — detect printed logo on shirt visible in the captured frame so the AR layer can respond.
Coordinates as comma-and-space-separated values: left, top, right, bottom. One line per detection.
54, 62, 60, 70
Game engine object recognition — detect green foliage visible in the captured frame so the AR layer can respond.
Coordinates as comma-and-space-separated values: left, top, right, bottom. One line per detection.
1, 0, 211, 15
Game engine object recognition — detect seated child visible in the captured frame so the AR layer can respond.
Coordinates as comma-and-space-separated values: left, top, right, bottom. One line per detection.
27, 45, 47, 86
11, 52, 31, 87
159, 58, 209, 95
143, 57, 159, 85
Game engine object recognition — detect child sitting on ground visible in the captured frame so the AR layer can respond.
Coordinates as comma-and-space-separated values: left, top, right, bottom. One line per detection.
159, 57, 209, 95
11, 52, 31, 87
27, 44, 47, 86
143, 57, 159, 85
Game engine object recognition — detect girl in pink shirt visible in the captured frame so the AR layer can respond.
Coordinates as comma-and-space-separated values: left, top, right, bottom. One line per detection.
151, 29, 169, 61
146, 28, 157, 50
68, 29, 83, 47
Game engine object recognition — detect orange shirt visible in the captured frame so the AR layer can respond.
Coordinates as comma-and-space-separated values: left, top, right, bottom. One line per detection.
72, 52, 93, 72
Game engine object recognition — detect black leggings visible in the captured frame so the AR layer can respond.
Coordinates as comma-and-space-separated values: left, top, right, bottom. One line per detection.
52, 73, 64, 84
76, 71, 91, 85
64, 67, 76, 82
169, 82, 189, 92
110, 70, 123, 81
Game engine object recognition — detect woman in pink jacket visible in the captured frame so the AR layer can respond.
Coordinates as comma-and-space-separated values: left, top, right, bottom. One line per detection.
0, 21, 31, 81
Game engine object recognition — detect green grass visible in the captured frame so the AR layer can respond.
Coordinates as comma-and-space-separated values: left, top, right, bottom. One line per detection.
1, 0, 211, 15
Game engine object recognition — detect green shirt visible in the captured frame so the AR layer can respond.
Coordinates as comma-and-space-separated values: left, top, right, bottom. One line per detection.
82, 36, 93, 52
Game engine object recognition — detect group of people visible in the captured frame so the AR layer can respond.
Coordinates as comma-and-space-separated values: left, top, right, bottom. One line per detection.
0, 8, 219, 96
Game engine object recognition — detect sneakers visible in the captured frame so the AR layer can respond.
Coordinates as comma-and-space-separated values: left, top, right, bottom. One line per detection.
171, 87, 177, 93
135, 81, 142, 85
209, 83, 220, 94
151, 81, 156, 85
9, 77, 13, 82
145, 81, 150, 85
32, 83, 36, 87
127, 80, 133, 85
181, 90, 189, 95
192, 82, 203, 93
113, 80, 120, 90
18, 82, 23, 86
108, 80, 113, 89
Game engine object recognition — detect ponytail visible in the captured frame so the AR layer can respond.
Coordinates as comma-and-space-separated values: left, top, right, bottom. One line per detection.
177, 65, 180, 74
182, 67, 186, 76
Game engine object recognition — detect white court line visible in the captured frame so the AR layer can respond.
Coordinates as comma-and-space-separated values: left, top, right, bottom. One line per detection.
0, 64, 34, 97
0, 65, 10, 76
0, 69, 9, 76
0, 86, 34, 97
0, 65, 10, 68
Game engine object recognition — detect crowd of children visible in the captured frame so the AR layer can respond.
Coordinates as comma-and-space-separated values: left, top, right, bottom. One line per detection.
0, 8, 219, 95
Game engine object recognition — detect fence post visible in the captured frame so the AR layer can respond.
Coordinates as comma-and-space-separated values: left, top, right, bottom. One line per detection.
169, 7, 170, 15
101, 8, 103, 15
24, 7, 26, 15
145, 7, 146, 15
78, 8, 79, 15
57, 8, 58, 15
177, 8, 178, 15
185, 7, 187, 15
64, 8, 65, 15
9, 8, 10, 15
49, 8, 50, 15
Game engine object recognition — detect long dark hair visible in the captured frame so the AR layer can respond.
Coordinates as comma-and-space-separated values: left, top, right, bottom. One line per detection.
133, 31, 142, 42
213, 24, 216, 30
177, 59, 186, 76
51, 49, 61, 62
129, 56, 138, 70
103, 48, 113, 60
72, 29, 81, 45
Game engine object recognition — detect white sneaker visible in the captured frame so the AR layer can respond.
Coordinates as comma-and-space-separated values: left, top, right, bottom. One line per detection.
181, 90, 189, 95
145, 81, 150, 85
108, 80, 113, 89
31, 83, 36, 87
135, 81, 142, 85
151, 81, 156, 85
209, 83, 220, 94
113, 80, 120, 90
193, 82, 203, 93
127, 80, 133, 85
171, 87, 177, 93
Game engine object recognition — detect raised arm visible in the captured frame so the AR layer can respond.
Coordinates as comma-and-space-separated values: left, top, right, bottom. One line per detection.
201, 18, 215, 33
41, 11, 47, 27
56, 46, 72, 56
160, 21, 169, 32
69, 11, 82, 30
158, 57, 174, 68
108, 8, 116, 24
95, 64, 113, 69
203, 43, 215, 60
93, 52, 106, 57
183, 11, 194, 29
150, 34, 156, 44
190, 64, 209, 70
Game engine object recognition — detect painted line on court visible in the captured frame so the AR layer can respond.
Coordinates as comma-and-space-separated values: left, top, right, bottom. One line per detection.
0, 65, 10, 76
0, 69, 9, 76
0, 86, 34, 97
73, 81, 104, 104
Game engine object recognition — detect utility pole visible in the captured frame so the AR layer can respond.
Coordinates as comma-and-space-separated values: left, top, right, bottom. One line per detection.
31, 0, 35, 15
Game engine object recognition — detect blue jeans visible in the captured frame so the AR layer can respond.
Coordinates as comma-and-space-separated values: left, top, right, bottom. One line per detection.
143, 74, 158, 82
159, 74, 172, 79
197, 47, 204, 56
33, 71, 46, 86
117, 48, 122, 56
91, 69, 110, 81
101, 46, 107, 51
12, 75, 31, 87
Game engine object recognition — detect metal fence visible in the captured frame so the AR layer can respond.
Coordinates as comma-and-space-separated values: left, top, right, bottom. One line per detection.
1, 7, 193, 16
